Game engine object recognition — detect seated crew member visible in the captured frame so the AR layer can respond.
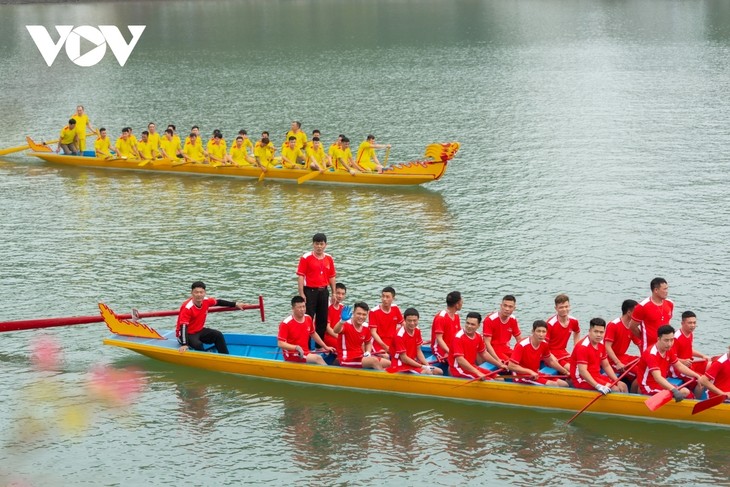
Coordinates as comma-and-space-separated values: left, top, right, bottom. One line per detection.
305, 137, 330, 172
136, 130, 155, 160
508, 320, 569, 387
570, 318, 627, 394
176, 281, 247, 354
545, 293, 581, 371
70, 105, 94, 152
166, 125, 182, 154
184, 125, 203, 148
449, 312, 504, 379
285, 120, 308, 151
254, 136, 276, 170
147, 122, 161, 154
277, 296, 335, 365
483, 294, 522, 366
355, 134, 390, 173
94, 127, 114, 159
56, 119, 79, 155
333, 137, 359, 175
114, 127, 138, 159
227, 131, 254, 165
325, 282, 348, 353
328, 134, 343, 170
388, 308, 442, 375
332, 301, 390, 370
635, 324, 702, 401
305, 129, 321, 150
182, 132, 205, 163
159, 128, 181, 160
699, 345, 730, 400
605, 299, 641, 379
369, 286, 404, 356
430, 291, 463, 368
127, 127, 138, 148
671, 310, 711, 377
280, 136, 305, 168
206, 132, 227, 165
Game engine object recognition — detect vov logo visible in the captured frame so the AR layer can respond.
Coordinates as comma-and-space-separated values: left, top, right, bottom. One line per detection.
26, 25, 146, 67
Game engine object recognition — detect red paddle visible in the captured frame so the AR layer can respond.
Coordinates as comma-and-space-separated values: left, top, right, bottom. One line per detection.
566, 357, 640, 425
691, 394, 728, 415
644, 379, 695, 411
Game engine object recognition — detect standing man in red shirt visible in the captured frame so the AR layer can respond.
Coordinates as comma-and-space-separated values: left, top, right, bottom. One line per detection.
430, 291, 463, 369
297, 233, 337, 343
176, 281, 248, 354
483, 294, 522, 366
629, 277, 673, 352
277, 296, 335, 364
369, 286, 404, 356
570, 318, 627, 394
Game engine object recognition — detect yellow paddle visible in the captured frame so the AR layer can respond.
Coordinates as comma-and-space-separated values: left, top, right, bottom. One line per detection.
0, 141, 53, 157
382, 146, 391, 165
297, 170, 322, 184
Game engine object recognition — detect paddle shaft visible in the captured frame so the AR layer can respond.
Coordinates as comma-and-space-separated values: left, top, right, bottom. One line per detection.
0, 297, 265, 333
566, 357, 640, 425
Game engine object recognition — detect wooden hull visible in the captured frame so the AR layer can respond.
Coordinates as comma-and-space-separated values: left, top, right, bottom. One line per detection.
26, 142, 459, 186
104, 332, 730, 428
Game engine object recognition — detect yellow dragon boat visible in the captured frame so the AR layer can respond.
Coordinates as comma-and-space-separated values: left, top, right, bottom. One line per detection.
25, 137, 460, 186
100, 304, 730, 428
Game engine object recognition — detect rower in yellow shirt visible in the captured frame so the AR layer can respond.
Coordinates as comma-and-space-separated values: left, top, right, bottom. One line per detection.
94, 127, 114, 159
56, 119, 79, 155
147, 123, 161, 154
70, 105, 94, 152
182, 132, 205, 163
114, 127, 138, 159
355, 134, 390, 173
285, 121, 308, 151
227, 135, 254, 166
254, 136, 276, 170
328, 135, 343, 170
159, 128, 181, 160
333, 136, 358, 175
206, 133, 227, 165
166, 125, 182, 155
280, 136, 305, 168
137, 131, 156, 160
184, 126, 204, 149
305, 137, 329, 173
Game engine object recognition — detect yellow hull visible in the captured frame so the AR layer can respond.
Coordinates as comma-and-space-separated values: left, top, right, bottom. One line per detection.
104, 334, 730, 428
26, 141, 459, 186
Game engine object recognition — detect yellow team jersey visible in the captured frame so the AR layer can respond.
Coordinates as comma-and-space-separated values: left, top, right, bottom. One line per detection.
327, 143, 341, 167
60, 125, 77, 144
184, 135, 203, 148
333, 146, 353, 170
115, 137, 136, 158
254, 142, 275, 167
356, 141, 378, 170
171, 135, 182, 151
137, 140, 155, 159
305, 144, 326, 168
183, 141, 205, 162
94, 137, 111, 157
230, 144, 252, 165
147, 132, 161, 151
159, 137, 180, 159
281, 146, 303, 167
285, 130, 308, 150
206, 140, 227, 160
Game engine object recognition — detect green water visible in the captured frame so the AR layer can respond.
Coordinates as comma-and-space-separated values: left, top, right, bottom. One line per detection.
1, 0, 730, 485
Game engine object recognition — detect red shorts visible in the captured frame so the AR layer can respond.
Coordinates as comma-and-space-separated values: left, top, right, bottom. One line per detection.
574, 375, 611, 390
387, 364, 422, 374
283, 355, 307, 364
448, 365, 493, 379
515, 376, 549, 385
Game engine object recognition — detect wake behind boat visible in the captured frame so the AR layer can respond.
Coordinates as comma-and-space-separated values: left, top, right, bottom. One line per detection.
24, 137, 460, 186
99, 304, 730, 429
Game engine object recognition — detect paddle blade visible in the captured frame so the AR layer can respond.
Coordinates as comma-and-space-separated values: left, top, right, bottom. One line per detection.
297, 170, 320, 184
258, 170, 266, 182
692, 394, 727, 415
645, 390, 673, 411
0, 143, 31, 156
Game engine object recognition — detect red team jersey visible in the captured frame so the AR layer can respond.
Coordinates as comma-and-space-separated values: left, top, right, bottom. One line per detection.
369, 304, 404, 354
430, 310, 461, 361
277, 314, 315, 362
296, 251, 336, 288
482, 311, 521, 361
510, 337, 551, 373
604, 317, 641, 362
545, 315, 580, 360
176, 296, 218, 338
388, 326, 423, 373
631, 297, 673, 351
337, 321, 372, 365
324, 303, 344, 349
570, 336, 610, 389
636, 344, 679, 394
705, 354, 730, 398
449, 329, 489, 378
671, 329, 694, 360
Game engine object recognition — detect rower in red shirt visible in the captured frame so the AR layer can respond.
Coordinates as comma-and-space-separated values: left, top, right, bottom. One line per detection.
333, 302, 390, 370
671, 310, 711, 377
545, 293, 580, 371
635, 325, 701, 401
629, 277, 673, 352
296, 232, 337, 341
430, 291, 462, 366
387, 308, 442, 375
482, 294, 522, 366
175, 280, 248, 354
605, 299, 641, 379
324, 282, 347, 352
508, 320, 569, 387
369, 286, 404, 356
450, 312, 504, 379
699, 346, 730, 400
570, 318, 627, 394
277, 296, 335, 364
